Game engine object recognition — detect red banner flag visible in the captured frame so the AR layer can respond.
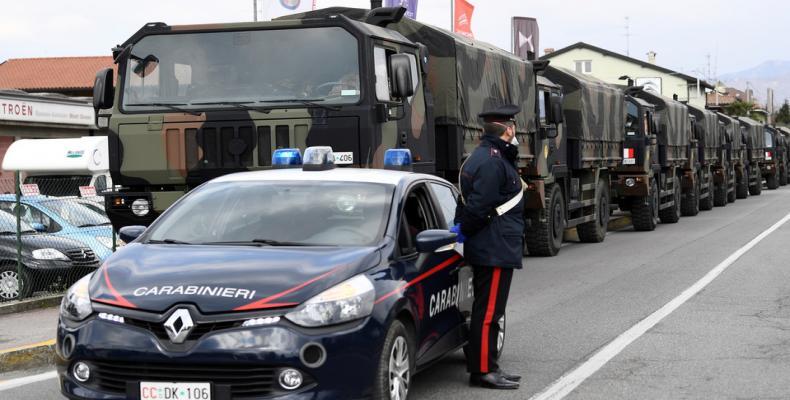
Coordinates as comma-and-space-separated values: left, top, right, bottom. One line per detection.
454, 0, 475, 39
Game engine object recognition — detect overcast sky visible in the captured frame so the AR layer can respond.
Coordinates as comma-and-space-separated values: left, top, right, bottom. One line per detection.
1, 0, 786, 79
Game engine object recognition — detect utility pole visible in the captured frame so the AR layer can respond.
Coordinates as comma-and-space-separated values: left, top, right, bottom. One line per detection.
253, 0, 258, 22
624, 16, 631, 57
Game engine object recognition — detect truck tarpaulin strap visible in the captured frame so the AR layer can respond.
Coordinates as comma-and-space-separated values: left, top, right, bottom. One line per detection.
384, 0, 418, 19
512, 17, 539, 60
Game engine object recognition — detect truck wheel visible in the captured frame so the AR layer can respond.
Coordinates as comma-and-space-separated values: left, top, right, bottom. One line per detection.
681, 178, 700, 216
713, 182, 727, 207
659, 177, 681, 224
631, 179, 658, 231
578, 179, 610, 243
736, 169, 749, 199
374, 320, 414, 400
766, 173, 779, 190
749, 172, 762, 196
525, 184, 564, 257
0, 264, 32, 302
780, 166, 788, 186
699, 173, 714, 211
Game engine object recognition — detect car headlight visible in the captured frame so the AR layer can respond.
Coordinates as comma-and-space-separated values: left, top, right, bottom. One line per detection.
32, 248, 69, 261
60, 274, 93, 321
284, 274, 375, 328
95, 236, 114, 249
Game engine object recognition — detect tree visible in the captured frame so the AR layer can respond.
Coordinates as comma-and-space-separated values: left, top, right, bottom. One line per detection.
776, 100, 790, 125
724, 100, 754, 117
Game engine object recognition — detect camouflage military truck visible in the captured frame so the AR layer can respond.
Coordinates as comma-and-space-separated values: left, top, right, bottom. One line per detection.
92, 6, 548, 229
779, 126, 790, 185
609, 88, 663, 231
714, 112, 741, 202
631, 90, 695, 223
687, 104, 723, 209
514, 66, 622, 256
762, 125, 785, 189
737, 117, 766, 196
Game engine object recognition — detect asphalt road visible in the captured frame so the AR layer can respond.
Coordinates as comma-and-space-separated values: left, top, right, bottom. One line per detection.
2, 186, 790, 399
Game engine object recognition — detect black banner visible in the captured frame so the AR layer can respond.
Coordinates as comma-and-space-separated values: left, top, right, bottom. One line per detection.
512, 17, 539, 60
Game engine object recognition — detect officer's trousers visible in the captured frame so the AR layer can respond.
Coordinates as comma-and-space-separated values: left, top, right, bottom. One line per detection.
466, 266, 514, 374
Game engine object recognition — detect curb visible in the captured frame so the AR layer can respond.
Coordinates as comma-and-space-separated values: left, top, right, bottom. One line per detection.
0, 294, 62, 317
0, 340, 56, 374
564, 215, 633, 242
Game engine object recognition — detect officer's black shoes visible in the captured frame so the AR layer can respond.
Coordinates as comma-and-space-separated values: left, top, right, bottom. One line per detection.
468, 372, 520, 389
496, 370, 521, 382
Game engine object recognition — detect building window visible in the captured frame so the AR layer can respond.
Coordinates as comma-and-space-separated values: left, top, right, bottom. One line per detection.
574, 60, 592, 74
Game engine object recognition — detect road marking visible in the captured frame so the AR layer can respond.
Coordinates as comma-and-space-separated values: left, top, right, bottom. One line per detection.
0, 370, 57, 392
529, 211, 790, 400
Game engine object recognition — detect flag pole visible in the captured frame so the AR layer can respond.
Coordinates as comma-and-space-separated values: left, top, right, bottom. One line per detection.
450, 0, 454, 32
253, 0, 258, 22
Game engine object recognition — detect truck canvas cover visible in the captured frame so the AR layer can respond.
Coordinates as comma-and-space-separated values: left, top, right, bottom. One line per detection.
717, 113, 742, 151
738, 117, 765, 150
282, 7, 537, 134
633, 90, 690, 147
687, 104, 721, 151
543, 66, 624, 142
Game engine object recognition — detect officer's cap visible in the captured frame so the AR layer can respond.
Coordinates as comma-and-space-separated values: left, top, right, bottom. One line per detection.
479, 104, 520, 123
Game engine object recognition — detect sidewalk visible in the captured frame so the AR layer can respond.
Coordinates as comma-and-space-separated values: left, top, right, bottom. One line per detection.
0, 306, 58, 373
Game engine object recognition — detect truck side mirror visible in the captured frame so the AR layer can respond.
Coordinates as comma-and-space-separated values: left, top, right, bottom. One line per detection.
93, 68, 114, 111
548, 96, 564, 124
389, 54, 414, 99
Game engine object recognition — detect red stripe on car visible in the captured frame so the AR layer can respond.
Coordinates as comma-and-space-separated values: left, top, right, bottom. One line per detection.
374, 254, 463, 305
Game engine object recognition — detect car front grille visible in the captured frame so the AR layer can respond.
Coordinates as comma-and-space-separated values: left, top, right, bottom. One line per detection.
125, 318, 242, 342
90, 361, 287, 398
65, 248, 99, 267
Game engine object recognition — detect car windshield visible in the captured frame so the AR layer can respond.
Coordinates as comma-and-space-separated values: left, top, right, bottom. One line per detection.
0, 212, 35, 234
146, 181, 393, 246
40, 200, 111, 227
121, 27, 361, 111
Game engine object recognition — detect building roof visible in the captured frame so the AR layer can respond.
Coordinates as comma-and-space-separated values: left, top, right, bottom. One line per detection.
0, 56, 115, 92
541, 42, 714, 90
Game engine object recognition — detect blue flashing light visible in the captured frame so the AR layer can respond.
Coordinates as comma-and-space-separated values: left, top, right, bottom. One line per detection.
302, 146, 336, 171
272, 148, 303, 168
384, 149, 413, 171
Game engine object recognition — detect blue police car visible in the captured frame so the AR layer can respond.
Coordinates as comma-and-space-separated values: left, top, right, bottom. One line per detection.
56, 147, 506, 400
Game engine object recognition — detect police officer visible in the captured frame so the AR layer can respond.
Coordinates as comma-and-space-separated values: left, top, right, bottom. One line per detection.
452, 104, 524, 390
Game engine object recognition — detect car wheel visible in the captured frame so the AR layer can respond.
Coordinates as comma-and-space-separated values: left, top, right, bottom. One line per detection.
374, 320, 414, 400
0, 263, 32, 302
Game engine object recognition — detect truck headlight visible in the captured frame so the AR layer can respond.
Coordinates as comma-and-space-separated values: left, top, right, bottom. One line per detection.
95, 236, 114, 249
32, 248, 69, 261
131, 199, 150, 217
60, 274, 93, 321
285, 275, 375, 327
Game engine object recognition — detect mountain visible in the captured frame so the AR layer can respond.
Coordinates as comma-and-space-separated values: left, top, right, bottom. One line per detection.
719, 60, 790, 107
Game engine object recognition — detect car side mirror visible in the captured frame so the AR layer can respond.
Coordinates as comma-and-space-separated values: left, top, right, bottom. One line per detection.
548, 96, 564, 124
31, 223, 46, 233
416, 229, 457, 253
93, 68, 114, 111
389, 54, 414, 99
118, 225, 146, 243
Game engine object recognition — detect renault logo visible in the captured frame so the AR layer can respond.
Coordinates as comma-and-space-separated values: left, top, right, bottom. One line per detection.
163, 309, 194, 344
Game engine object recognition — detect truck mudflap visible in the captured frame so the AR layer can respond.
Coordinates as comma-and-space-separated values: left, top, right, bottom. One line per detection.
681, 169, 697, 190
712, 167, 727, 184
524, 179, 546, 209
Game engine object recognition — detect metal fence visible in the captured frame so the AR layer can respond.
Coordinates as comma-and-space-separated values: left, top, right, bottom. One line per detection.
0, 172, 119, 303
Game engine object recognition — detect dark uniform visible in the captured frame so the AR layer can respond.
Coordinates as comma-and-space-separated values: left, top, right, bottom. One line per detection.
455, 105, 524, 381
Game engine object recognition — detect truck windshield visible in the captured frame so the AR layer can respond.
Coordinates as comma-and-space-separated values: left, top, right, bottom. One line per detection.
121, 27, 361, 111
765, 130, 774, 147
625, 101, 640, 136
146, 181, 393, 247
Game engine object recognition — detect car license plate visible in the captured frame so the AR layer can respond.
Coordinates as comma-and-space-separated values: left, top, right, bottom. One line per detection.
334, 152, 354, 165
140, 382, 211, 400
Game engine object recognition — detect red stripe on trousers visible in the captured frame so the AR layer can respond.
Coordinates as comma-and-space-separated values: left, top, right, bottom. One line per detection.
480, 267, 501, 373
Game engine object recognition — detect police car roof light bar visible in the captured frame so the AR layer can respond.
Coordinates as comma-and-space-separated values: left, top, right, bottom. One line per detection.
383, 149, 413, 171
272, 148, 303, 168
302, 146, 336, 171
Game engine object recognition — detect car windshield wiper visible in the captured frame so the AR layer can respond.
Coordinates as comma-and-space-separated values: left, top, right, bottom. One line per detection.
190, 101, 272, 113
147, 238, 192, 245
126, 102, 202, 116
78, 223, 101, 228
258, 98, 342, 112
202, 239, 316, 247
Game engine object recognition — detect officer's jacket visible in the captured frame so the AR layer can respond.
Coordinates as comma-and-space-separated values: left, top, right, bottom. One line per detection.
455, 134, 524, 269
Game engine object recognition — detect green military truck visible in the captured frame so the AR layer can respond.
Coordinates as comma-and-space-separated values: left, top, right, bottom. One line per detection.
521, 67, 623, 256
762, 125, 786, 189
687, 104, 722, 209
737, 117, 766, 196
92, 6, 554, 230
716, 113, 745, 200
630, 90, 695, 222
